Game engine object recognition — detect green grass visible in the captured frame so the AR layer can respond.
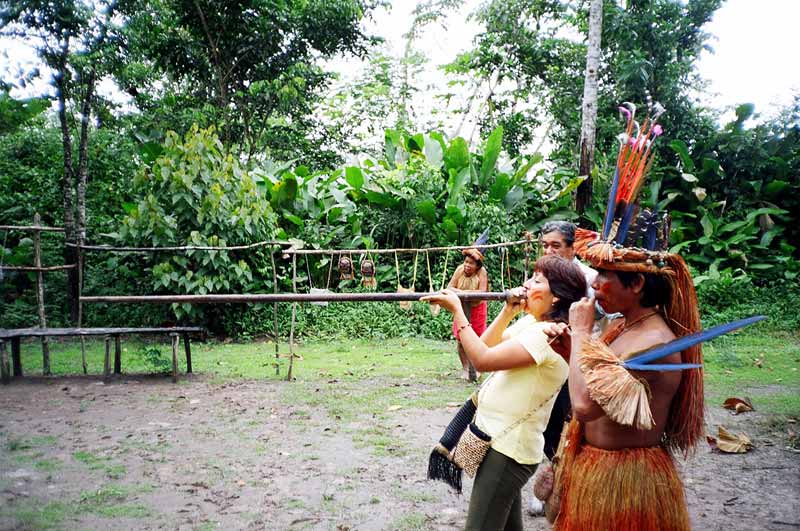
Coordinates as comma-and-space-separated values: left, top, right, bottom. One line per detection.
0, 501, 72, 530
15, 330, 800, 422
389, 511, 431, 531
703, 330, 800, 417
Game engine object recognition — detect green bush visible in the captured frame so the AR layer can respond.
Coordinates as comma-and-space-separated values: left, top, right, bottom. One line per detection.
697, 274, 800, 333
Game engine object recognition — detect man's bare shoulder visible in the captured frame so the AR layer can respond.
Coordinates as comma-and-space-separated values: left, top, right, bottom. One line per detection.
612, 318, 675, 360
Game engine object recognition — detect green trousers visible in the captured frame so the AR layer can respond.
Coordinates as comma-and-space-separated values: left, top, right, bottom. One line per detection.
465, 447, 537, 531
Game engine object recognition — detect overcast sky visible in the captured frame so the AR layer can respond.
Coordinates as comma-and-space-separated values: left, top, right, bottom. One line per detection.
343, 0, 799, 124
2, 0, 798, 127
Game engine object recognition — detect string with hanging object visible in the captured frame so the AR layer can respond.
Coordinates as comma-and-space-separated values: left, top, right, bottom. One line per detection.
425, 250, 448, 316
360, 251, 377, 289
395, 251, 418, 310
499, 247, 506, 292
307, 255, 331, 306
338, 252, 355, 281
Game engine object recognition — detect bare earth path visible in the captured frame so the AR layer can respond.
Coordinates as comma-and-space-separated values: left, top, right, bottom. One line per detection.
1, 375, 798, 530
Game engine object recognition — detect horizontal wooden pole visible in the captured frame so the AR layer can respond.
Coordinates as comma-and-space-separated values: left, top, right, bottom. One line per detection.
81, 291, 517, 305
283, 240, 532, 255
0, 264, 76, 272
0, 327, 205, 340
0, 225, 65, 232
67, 240, 292, 252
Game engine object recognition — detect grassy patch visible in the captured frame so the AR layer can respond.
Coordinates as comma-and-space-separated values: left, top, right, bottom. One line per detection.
34, 458, 62, 473
78, 483, 156, 518
389, 511, 432, 531
703, 331, 800, 416
0, 501, 72, 530
6, 435, 57, 452
352, 424, 410, 457
73, 450, 128, 478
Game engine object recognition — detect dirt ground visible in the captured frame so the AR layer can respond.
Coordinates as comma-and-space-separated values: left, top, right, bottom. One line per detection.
1, 375, 798, 531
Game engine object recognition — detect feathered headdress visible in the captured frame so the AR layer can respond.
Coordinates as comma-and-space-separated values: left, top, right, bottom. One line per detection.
573, 102, 707, 455
462, 228, 489, 262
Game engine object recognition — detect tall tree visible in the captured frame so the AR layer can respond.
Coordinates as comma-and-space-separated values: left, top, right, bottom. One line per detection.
453, 0, 723, 214
575, 0, 603, 215
1, 0, 122, 323
115, 0, 379, 164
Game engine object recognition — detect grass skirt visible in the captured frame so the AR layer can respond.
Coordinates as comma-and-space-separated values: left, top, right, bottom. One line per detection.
554, 440, 690, 531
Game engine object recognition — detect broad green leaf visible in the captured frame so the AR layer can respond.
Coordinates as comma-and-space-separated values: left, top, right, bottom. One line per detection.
503, 185, 525, 210
407, 133, 424, 153
669, 140, 694, 172
446, 167, 471, 213
763, 180, 789, 197
415, 198, 437, 224
745, 207, 788, 222
669, 240, 695, 253
283, 213, 304, 227
718, 220, 749, 234
700, 214, 714, 238
444, 137, 470, 172
345, 166, 364, 190
423, 134, 444, 167
489, 172, 512, 201
442, 217, 458, 241
480, 126, 503, 186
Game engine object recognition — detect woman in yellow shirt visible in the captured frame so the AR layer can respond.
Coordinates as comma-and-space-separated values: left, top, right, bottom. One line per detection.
423, 255, 586, 531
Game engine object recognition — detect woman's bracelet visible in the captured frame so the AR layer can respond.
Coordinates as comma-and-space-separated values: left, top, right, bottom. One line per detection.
456, 322, 472, 334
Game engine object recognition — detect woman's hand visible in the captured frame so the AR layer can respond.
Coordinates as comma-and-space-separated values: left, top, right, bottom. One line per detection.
420, 288, 463, 315
542, 322, 571, 358
569, 297, 595, 335
503, 286, 528, 316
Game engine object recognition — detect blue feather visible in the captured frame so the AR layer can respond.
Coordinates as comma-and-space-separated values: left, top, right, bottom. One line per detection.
615, 201, 638, 244
624, 363, 702, 371
602, 167, 620, 239
474, 228, 490, 247
622, 315, 765, 369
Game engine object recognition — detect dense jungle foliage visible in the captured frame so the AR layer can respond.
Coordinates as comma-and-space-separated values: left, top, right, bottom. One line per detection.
1, 0, 797, 338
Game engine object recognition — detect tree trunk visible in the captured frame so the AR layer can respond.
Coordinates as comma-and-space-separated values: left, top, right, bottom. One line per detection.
575, 0, 604, 217
76, 69, 95, 257
55, 43, 80, 324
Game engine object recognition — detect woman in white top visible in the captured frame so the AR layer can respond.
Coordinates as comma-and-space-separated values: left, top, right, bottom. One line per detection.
423, 255, 587, 531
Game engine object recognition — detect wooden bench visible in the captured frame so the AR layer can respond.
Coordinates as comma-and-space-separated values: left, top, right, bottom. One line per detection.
0, 327, 205, 384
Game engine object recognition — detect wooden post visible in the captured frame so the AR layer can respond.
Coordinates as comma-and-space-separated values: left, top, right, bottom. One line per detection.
271, 250, 279, 376
523, 231, 532, 282
103, 336, 111, 381
170, 333, 179, 383
114, 335, 121, 374
286, 253, 297, 381
182, 333, 192, 373
0, 341, 9, 384
77, 222, 87, 374
33, 213, 51, 376
11, 337, 22, 377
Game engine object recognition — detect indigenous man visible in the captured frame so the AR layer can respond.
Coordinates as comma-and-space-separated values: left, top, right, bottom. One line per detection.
549, 229, 704, 530
540, 221, 597, 290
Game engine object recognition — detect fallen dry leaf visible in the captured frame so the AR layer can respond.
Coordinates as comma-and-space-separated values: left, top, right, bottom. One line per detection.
722, 397, 754, 414
711, 426, 754, 453
753, 354, 764, 368
387, 405, 403, 411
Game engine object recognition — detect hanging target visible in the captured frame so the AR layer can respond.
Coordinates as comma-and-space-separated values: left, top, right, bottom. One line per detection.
338, 255, 354, 280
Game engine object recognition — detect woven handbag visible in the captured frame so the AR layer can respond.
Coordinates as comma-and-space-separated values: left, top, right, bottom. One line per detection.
451, 384, 561, 478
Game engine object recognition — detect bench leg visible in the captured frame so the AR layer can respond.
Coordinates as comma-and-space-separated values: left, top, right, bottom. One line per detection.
114, 335, 122, 374
1, 341, 9, 384
103, 336, 111, 381
182, 333, 192, 374
170, 334, 179, 383
11, 337, 22, 377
